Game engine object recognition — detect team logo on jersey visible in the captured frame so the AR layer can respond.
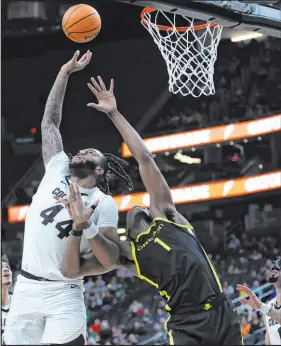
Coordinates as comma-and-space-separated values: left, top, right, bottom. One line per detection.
52, 187, 67, 199
137, 223, 164, 251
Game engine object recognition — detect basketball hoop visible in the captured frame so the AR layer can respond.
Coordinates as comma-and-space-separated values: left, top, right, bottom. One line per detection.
141, 8, 223, 98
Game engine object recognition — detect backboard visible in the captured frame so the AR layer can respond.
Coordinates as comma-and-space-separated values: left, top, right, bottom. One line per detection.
114, 0, 281, 38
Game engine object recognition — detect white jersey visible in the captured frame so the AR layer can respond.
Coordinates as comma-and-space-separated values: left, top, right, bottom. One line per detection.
1, 294, 12, 334
265, 297, 281, 345
21, 151, 118, 282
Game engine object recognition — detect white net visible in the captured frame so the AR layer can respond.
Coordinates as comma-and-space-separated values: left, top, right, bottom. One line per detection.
141, 9, 223, 98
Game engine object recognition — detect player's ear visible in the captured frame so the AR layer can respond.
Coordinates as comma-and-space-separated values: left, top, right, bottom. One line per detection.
95, 166, 104, 176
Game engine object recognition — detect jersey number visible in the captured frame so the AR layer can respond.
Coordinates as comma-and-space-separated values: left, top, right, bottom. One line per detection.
154, 237, 171, 252
40, 206, 73, 239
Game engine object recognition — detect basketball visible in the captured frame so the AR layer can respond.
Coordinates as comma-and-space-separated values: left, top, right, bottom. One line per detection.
62, 4, 101, 43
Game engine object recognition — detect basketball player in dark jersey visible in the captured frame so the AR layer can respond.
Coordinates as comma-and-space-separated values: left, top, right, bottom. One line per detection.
61, 76, 243, 345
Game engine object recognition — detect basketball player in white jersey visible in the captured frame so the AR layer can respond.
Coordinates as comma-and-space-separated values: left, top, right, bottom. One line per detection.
236, 256, 281, 345
1, 255, 12, 338
4, 51, 133, 345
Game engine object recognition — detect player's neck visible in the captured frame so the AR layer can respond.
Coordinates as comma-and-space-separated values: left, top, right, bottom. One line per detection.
70, 175, 97, 189
1, 286, 9, 307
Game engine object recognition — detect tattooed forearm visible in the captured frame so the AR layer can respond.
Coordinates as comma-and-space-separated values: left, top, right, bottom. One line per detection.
41, 68, 70, 166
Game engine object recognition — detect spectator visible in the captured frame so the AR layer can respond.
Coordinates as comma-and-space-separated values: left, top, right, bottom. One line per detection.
241, 316, 251, 339
223, 281, 235, 296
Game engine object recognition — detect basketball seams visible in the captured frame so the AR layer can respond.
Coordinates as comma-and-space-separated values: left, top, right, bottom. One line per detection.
65, 12, 98, 32
62, 4, 85, 28
68, 24, 101, 34
62, 4, 101, 43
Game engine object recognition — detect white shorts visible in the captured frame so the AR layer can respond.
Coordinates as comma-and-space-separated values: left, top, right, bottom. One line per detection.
4, 276, 86, 345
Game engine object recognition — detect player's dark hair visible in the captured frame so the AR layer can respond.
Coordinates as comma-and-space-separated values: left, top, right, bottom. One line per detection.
1, 254, 9, 264
98, 153, 134, 195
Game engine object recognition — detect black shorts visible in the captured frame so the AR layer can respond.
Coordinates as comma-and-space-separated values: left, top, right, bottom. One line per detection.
167, 298, 243, 345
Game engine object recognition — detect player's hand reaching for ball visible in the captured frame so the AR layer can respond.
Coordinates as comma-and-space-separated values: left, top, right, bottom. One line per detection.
87, 76, 117, 114
55, 183, 93, 230
62, 50, 92, 75
236, 284, 262, 309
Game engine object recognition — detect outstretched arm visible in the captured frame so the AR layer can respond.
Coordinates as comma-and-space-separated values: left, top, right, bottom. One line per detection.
87, 77, 175, 217
41, 50, 92, 166
61, 231, 114, 278
237, 284, 281, 324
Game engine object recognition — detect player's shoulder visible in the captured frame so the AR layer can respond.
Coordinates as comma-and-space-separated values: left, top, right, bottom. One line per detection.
97, 193, 118, 211
267, 297, 276, 306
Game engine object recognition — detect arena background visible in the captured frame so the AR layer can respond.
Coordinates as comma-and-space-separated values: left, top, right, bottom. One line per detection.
1, 0, 281, 344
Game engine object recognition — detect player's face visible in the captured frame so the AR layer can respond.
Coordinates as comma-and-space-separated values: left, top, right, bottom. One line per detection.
269, 257, 281, 288
1, 261, 12, 286
126, 206, 151, 240
69, 148, 105, 179
70, 148, 103, 168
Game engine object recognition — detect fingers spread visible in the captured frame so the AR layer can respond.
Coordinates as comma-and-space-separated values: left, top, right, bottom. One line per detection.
110, 79, 114, 92
87, 102, 99, 108
239, 286, 250, 294
87, 83, 98, 97
72, 50, 80, 62
240, 299, 249, 305
91, 77, 102, 92
97, 76, 106, 91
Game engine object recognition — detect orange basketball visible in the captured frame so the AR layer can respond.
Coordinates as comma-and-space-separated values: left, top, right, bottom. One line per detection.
62, 4, 101, 43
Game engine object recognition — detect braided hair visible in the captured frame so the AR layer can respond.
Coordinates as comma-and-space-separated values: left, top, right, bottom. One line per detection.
97, 153, 134, 195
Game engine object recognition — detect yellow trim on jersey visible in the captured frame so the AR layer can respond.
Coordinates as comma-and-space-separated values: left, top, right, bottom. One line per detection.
160, 289, 172, 312
131, 241, 158, 289
135, 221, 156, 242
165, 315, 171, 330
153, 217, 194, 233
168, 330, 174, 345
199, 245, 223, 293
131, 241, 172, 311
160, 290, 171, 301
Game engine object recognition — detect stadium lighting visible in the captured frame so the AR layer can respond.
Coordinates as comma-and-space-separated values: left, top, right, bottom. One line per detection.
174, 152, 201, 164
231, 33, 263, 42
117, 228, 126, 234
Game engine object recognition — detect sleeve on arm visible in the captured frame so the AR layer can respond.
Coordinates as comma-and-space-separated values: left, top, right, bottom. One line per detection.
97, 196, 119, 228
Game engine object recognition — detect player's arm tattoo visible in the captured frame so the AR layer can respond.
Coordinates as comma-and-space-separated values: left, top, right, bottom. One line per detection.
41, 68, 70, 166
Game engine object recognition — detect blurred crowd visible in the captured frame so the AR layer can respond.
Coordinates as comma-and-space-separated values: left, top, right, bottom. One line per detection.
149, 37, 281, 135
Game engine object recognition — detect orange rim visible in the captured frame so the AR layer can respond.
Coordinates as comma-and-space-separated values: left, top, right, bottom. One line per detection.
141, 7, 219, 32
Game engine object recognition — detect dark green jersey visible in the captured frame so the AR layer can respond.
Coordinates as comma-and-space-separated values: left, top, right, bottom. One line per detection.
131, 217, 223, 313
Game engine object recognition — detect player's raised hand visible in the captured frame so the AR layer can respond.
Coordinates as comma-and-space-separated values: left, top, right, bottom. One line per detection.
55, 183, 93, 229
68, 183, 93, 228
236, 284, 262, 309
62, 50, 92, 75
87, 76, 117, 114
